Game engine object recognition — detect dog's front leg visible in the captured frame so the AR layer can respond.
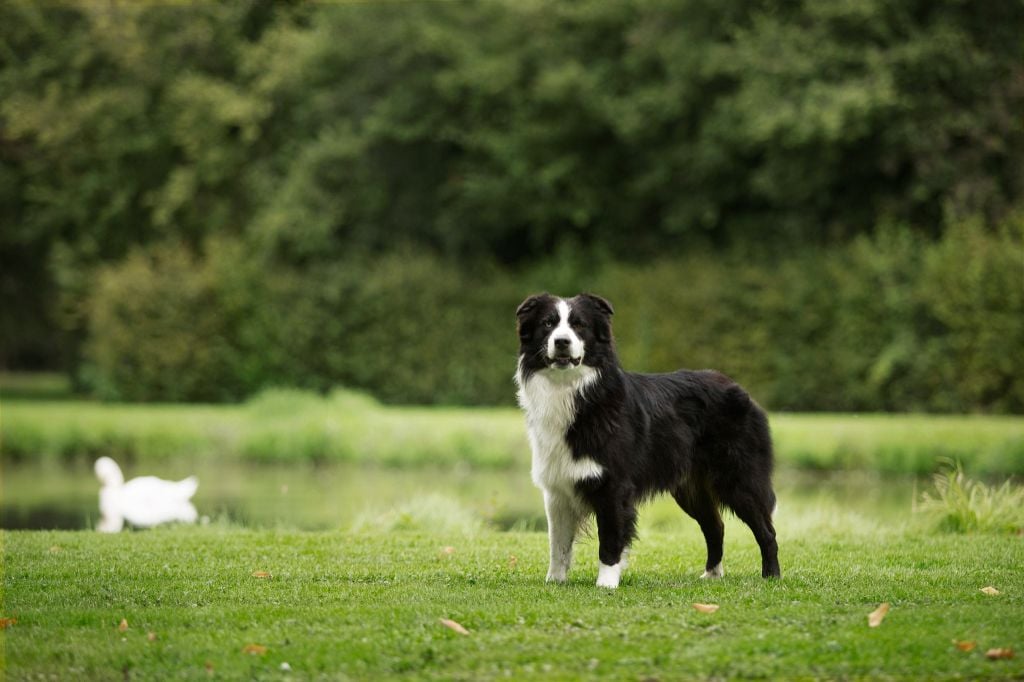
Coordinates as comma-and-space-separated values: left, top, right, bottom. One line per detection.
593, 496, 637, 589
543, 488, 582, 583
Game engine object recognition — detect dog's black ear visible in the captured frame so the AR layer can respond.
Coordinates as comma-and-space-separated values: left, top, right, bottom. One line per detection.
516, 293, 548, 319
580, 293, 614, 317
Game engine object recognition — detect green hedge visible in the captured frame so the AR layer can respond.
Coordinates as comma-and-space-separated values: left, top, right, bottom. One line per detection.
5, 393, 1023, 475
84, 215, 1024, 411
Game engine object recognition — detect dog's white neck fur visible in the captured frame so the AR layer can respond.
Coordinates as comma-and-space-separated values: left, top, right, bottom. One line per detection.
516, 356, 602, 491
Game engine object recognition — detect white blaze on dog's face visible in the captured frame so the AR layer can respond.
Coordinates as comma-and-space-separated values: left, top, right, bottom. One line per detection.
546, 299, 585, 369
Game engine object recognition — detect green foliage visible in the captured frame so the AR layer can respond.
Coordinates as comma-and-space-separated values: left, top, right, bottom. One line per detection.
2, 0, 1024, 372
80, 215, 1023, 411
916, 461, 1024, 534
85, 242, 249, 402
917, 213, 1024, 412
601, 215, 1024, 413
0, 390, 528, 470
0, 372, 71, 400
3, 1, 1023, 412
4, 395, 1022, 475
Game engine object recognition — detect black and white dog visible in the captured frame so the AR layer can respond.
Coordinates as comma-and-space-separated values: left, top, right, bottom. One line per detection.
515, 293, 780, 588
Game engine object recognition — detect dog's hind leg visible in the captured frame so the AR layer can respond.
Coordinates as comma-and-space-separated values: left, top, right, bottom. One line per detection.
673, 483, 725, 578
722, 483, 780, 578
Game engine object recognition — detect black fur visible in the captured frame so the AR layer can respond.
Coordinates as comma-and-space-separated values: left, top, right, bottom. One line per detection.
516, 293, 780, 579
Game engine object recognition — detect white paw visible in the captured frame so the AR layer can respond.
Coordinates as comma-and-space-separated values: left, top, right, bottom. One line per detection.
596, 562, 622, 589
700, 563, 724, 579
546, 570, 568, 584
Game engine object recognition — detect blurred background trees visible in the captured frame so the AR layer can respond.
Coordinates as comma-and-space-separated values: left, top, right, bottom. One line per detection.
2, 0, 1021, 411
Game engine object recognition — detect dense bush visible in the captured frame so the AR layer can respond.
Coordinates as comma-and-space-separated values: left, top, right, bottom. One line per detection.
84, 216, 1023, 412
85, 242, 523, 404
86, 243, 245, 401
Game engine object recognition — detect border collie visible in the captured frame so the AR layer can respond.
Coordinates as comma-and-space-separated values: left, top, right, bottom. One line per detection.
515, 293, 780, 588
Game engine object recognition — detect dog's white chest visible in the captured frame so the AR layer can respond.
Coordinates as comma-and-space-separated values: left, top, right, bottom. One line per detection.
516, 363, 604, 491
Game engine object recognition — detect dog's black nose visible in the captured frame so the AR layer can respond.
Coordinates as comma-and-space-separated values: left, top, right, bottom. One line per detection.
554, 338, 571, 350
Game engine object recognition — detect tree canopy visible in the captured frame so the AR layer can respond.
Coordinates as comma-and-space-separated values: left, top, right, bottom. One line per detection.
2, 0, 1021, 409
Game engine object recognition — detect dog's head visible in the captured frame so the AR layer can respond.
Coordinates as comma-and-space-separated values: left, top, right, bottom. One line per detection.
515, 293, 615, 377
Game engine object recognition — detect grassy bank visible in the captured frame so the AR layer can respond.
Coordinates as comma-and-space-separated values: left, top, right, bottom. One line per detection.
3, 389, 1023, 474
3, 526, 1022, 679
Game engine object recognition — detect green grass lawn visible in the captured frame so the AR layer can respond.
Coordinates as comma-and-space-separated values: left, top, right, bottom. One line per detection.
3, 525, 1022, 680
3, 388, 1023, 474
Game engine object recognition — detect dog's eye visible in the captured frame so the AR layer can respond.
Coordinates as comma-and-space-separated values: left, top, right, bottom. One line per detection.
543, 319, 555, 329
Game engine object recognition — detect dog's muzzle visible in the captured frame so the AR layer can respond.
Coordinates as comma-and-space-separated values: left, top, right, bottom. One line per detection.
549, 338, 582, 368
548, 354, 582, 369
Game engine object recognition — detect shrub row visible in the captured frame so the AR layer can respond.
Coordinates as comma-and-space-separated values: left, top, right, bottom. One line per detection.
83, 214, 1024, 412
4, 391, 1023, 475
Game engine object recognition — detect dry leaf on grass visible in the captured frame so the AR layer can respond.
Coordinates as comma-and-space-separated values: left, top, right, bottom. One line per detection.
147, 632, 157, 642
953, 640, 976, 652
980, 586, 1000, 596
439, 618, 470, 635
118, 618, 129, 632
0, 617, 16, 629
868, 603, 890, 627
985, 648, 1015, 660
251, 571, 272, 579
691, 603, 719, 614
242, 644, 268, 656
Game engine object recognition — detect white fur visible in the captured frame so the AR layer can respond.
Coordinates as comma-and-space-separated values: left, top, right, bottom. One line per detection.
547, 299, 584, 362
597, 561, 623, 588
543, 488, 587, 582
701, 562, 724, 579
515, 357, 602, 491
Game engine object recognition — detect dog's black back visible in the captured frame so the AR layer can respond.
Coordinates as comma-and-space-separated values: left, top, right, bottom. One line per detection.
516, 293, 780, 583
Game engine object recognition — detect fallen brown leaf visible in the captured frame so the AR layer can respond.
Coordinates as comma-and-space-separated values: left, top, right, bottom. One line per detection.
980, 586, 1000, 596
251, 571, 272, 579
118, 618, 129, 632
691, 603, 720, 614
985, 648, 1015, 660
868, 602, 890, 627
242, 644, 268, 655
953, 640, 976, 652
439, 618, 470, 635
0, 617, 16, 629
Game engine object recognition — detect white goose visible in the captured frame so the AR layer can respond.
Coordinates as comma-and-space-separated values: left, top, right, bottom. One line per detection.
94, 457, 199, 532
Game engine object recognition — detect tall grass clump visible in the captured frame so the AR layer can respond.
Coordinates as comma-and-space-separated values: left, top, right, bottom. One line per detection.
916, 461, 1024, 534
350, 494, 484, 534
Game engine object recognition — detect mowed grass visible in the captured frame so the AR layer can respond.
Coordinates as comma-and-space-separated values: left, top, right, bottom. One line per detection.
3, 388, 1024, 474
3, 524, 1023, 680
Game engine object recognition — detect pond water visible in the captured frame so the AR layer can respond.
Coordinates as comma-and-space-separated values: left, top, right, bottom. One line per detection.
1, 459, 921, 533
